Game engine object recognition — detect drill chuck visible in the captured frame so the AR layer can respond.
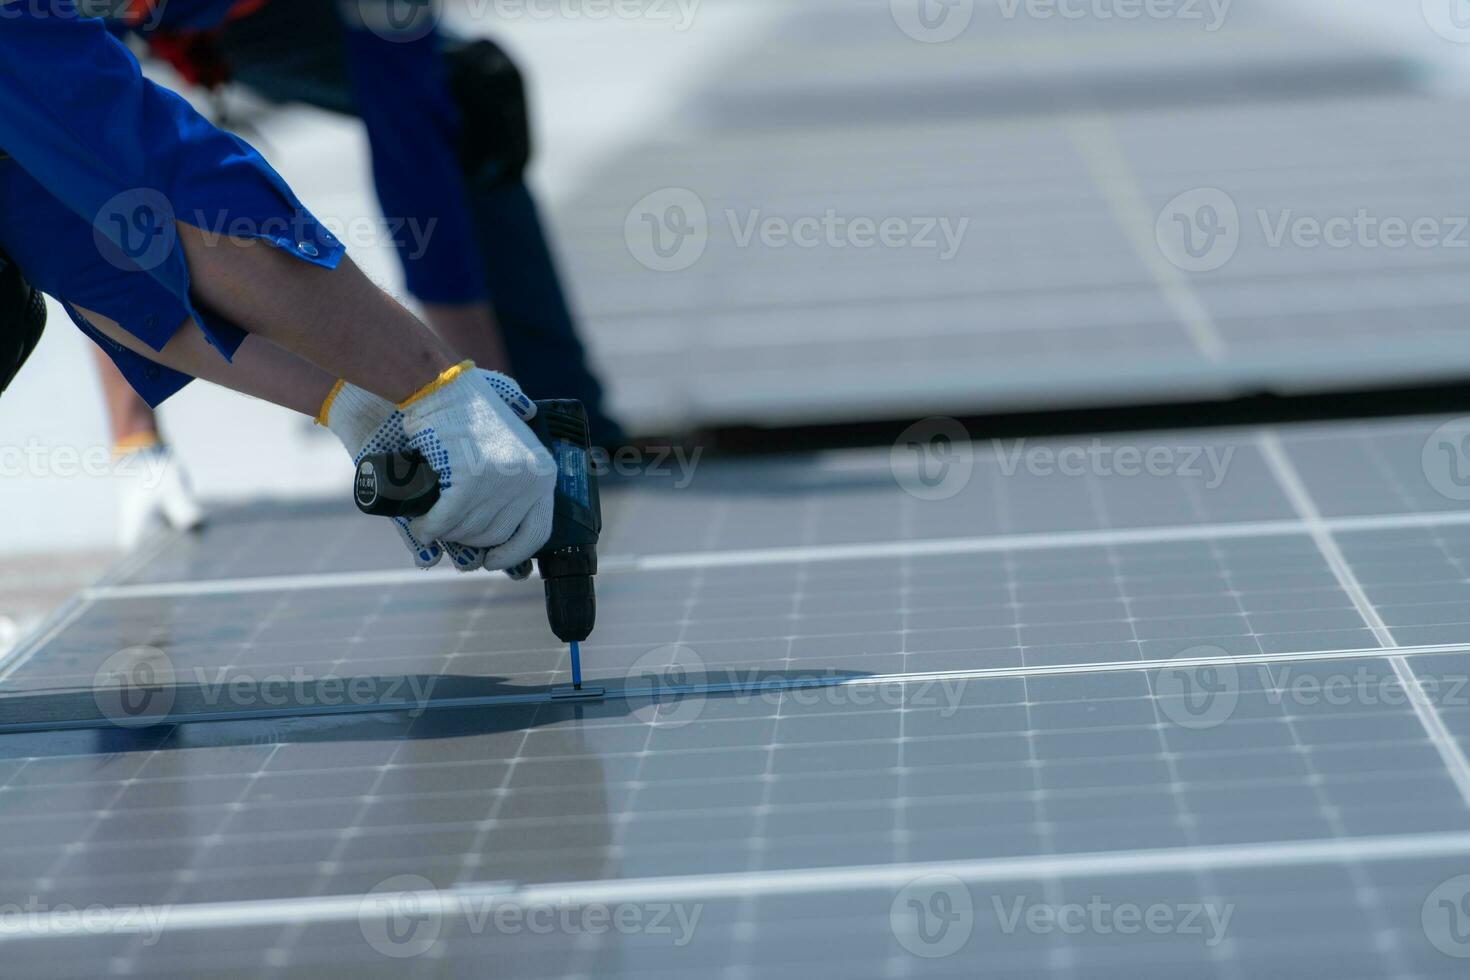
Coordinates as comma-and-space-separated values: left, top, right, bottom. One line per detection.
543, 573, 596, 643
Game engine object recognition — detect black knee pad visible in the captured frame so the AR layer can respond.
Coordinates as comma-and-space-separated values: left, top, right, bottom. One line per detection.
444, 38, 532, 191
0, 251, 46, 397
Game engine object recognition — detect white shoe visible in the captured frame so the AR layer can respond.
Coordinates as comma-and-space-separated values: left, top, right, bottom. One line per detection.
115, 442, 206, 551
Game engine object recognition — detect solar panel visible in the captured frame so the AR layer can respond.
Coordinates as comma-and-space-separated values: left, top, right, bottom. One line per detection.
557, 0, 1470, 432
5, 415, 1470, 976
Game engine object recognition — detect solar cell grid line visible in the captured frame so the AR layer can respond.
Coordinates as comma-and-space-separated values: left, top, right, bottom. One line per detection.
8, 423, 1470, 975
720, 561, 799, 980
53, 586, 309, 973
1150, 527, 1259, 980
1258, 430, 1470, 807
1348, 524, 1470, 649
9, 527, 1469, 711
1264, 674, 1411, 979
103, 587, 433, 973
1066, 115, 1228, 364
1090, 507, 1236, 980
67, 506, 1470, 602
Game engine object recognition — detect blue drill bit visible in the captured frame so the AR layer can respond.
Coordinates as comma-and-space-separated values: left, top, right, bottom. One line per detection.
569, 641, 583, 690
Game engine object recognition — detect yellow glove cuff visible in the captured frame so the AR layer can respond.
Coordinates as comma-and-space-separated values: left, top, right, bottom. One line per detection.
314, 379, 347, 427
397, 360, 475, 410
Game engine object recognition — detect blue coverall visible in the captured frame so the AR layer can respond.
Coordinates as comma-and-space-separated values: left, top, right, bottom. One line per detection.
2, 0, 617, 444
0, 0, 346, 405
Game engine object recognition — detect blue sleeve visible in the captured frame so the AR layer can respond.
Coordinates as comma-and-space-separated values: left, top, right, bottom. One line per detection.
338, 24, 488, 305
0, 1, 344, 345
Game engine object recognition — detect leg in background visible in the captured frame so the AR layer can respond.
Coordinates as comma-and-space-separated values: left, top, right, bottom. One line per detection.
214, 18, 626, 445
469, 180, 624, 447
88, 344, 159, 452
87, 339, 205, 547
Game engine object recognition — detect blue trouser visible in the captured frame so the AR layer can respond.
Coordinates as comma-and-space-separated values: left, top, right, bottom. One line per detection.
144, 0, 623, 443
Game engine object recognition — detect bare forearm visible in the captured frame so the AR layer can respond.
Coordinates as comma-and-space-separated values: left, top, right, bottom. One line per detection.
77, 307, 334, 418
422, 303, 510, 375
178, 225, 459, 403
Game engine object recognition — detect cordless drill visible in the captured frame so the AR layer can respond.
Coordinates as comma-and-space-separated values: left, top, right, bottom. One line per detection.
353, 399, 603, 696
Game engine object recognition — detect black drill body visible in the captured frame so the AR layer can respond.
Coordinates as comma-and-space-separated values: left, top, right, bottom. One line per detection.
354, 399, 602, 644
524, 400, 602, 642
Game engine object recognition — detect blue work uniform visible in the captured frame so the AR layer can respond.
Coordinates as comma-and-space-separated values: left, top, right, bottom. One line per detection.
126, 0, 486, 306
0, 0, 344, 405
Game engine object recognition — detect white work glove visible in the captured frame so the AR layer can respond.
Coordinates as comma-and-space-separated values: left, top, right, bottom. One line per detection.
320, 365, 552, 573
397, 362, 556, 570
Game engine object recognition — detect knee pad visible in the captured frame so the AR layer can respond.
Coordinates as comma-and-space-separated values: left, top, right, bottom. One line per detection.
444, 38, 532, 191
0, 251, 46, 397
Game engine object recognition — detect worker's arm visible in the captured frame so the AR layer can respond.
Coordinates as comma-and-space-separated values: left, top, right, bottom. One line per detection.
0, 9, 456, 405
74, 303, 336, 419
0, 4, 553, 564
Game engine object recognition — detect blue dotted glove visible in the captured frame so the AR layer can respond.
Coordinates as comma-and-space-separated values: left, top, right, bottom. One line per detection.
321, 369, 547, 573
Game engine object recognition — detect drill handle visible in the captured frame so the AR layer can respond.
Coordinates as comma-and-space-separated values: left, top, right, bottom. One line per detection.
355, 451, 441, 519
